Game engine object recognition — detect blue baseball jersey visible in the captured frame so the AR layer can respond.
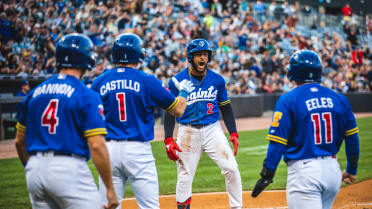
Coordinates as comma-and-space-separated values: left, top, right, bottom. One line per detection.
266, 83, 359, 162
16, 74, 107, 159
168, 68, 231, 125
91, 67, 178, 141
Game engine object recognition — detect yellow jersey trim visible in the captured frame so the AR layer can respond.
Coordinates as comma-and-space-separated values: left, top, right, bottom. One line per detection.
16, 122, 26, 132
166, 98, 179, 112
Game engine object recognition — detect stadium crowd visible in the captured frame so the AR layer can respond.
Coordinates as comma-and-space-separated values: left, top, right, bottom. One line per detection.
0, 0, 372, 95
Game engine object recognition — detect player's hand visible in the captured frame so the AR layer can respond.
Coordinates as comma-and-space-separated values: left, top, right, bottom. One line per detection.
104, 188, 119, 209
230, 132, 239, 156
252, 164, 275, 198
342, 171, 356, 184
173, 78, 195, 93
164, 137, 182, 161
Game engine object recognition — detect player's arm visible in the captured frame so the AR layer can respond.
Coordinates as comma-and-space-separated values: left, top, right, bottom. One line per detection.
14, 127, 29, 167
220, 103, 239, 156
87, 135, 118, 209
163, 77, 195, 161
341, 97, 360, 184
219, 80, 239, 156
252, 98, 290, 197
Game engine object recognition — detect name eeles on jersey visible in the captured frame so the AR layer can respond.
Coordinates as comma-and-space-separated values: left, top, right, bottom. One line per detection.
32, 83, 75, 98
99, 79, 140, 96
305, 97, 334, 111
186, 86, 218, 105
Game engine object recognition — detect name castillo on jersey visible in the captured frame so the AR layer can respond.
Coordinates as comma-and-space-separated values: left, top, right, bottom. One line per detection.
186, 86, 218, 105
305, 97, 334, 111
99, 79, 140, 96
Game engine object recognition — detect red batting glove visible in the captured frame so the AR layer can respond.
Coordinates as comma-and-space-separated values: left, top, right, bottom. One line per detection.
230, 132, 239, 156
164, 137, 182, 161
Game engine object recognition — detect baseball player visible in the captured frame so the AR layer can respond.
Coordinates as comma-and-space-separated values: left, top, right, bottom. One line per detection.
14, 33, 118, 209
91, 33, 194, 209
163, 39, 242, 209
251, 50, 360, 209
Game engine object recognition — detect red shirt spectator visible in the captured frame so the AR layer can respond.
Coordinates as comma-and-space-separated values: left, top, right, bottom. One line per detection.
342, 4, 352, 16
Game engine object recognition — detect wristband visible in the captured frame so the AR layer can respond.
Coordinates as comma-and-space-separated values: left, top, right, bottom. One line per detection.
179, 90, 188, 98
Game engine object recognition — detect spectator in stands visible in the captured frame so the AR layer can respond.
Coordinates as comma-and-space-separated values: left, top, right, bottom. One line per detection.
16, 80, 30, 97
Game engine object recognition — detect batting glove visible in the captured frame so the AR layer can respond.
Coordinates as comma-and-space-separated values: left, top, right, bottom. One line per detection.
230, 132, 239, 156
173, 78, 195, 94
164, 137, 182, 161
252, 162, 276, 197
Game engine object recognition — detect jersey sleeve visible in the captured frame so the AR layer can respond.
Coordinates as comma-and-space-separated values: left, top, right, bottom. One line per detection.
266, 95, 292, 146
16, 95, 30, 133
217, 77, 231, 106
146, 75, 178, 112
342, 96, 359, 137
82, 91, 107, 137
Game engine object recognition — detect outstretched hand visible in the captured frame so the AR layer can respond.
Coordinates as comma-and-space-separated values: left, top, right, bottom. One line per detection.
164, 137, 182, 161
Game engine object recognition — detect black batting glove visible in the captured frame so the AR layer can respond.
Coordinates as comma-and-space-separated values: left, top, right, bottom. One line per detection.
252, 160, 276, 198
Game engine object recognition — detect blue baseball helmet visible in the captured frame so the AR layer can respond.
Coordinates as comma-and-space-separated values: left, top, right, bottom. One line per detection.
112, 33, 145, 64
56, 33, 96, 70
186, 39, 212, 63
287, 50, 322, 82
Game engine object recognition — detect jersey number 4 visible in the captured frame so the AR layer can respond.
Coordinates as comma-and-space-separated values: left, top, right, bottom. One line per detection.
311, 112, 333, 144
116, 93, 127, 122
41, 99, 59, 134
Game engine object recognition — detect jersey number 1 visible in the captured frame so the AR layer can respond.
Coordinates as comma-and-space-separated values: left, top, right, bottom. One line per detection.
311, 112, 333, 144
116, 93, 127, 122
41, 99, 59, 134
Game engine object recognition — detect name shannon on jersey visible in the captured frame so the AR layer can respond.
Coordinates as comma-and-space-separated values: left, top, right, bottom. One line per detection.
33, 83, 75, 98
305, 97, 334, 111
100, 79, 140, 96
187, 86, 218, 105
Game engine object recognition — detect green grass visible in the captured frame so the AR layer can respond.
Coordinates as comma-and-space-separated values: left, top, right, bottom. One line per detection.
1, 117, 371, 208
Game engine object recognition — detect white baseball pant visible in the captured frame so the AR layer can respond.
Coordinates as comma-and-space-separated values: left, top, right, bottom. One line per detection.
25, 152, 102, 209
176, 121, 242, 209
99, 140, 159, 209
286, 156, 342, 209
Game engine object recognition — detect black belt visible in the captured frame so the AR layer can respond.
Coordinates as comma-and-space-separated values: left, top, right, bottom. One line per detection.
182, 123, 210, 129
29, 151, 74, 157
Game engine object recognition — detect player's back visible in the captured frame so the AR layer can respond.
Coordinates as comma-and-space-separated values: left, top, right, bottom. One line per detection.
279, 83, 355, 161
19, 74, 104, 158
92, 67, 172, 141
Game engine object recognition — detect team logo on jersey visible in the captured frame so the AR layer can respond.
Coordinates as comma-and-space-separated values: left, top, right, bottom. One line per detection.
98, 104, 105, 120
271, 111, 283, 127
186, 86, 218, 105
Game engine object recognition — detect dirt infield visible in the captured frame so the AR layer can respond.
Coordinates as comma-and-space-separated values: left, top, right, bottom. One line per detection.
2, 112, 372, 209
122, 178, 372, 209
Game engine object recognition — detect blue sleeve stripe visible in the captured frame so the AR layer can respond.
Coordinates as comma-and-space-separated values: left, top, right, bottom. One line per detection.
84, 128, 107, 137
345, 129, 359, 136
267, 137, 287, 145
16, 122, 26, 132
166, 98, 179, 112
219, 100, 231, 106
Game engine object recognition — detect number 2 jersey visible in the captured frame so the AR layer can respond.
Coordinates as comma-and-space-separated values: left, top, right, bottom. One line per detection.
16, 74, 107, 159
168, 68, 231, 125
267, 83, 359, 162
91, 67, 178, 141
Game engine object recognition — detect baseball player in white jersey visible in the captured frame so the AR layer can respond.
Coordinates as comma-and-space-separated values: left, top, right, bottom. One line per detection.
164, 39, 242, 209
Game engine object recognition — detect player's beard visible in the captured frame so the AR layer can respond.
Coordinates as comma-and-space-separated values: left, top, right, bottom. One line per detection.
192, 60, 207, 74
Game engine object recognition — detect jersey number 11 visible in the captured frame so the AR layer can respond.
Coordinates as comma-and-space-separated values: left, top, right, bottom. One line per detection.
311, 112, 333, 145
